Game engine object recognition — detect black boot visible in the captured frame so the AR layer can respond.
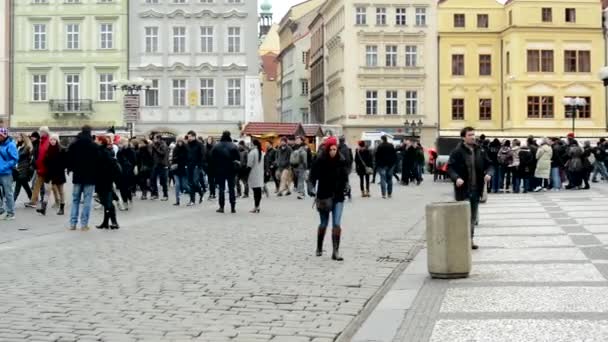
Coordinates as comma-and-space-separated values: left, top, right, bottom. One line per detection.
36, 201, 48, 216
230, 204, 236, 214
331, 227, 344, 261
96, 210, 110, 229
109, 207, 120, 230
57, 203, 65, 215
316, 227, 327, 257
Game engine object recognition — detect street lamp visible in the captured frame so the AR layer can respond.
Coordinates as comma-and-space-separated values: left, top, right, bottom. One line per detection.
112, 78, 153, 138
404, 119, 424, 138
111, 78, 152, 95
600, 66, 608, 86
562, 97, 587, 135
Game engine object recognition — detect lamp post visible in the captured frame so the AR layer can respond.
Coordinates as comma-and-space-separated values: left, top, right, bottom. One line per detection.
562, 97, 587, 135
111, 78, 153, 138
404, 119, 424, 139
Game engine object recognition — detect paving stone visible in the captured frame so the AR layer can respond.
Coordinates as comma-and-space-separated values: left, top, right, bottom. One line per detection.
474, 248, 587, 262
454, 263, 605, 283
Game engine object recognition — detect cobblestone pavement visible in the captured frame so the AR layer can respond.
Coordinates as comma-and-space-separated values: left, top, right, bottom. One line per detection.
0, 177, 451, 342
353, 184, 608, 342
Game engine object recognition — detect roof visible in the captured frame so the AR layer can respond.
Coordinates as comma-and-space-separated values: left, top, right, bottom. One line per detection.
261, 53, 278, 80
603, 0, 608, 9
242, 122, 305, 137
303, 124, 324, 137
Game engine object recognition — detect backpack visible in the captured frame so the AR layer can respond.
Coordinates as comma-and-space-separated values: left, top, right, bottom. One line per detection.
497, 147, 512, 166
290, 148, 304, 167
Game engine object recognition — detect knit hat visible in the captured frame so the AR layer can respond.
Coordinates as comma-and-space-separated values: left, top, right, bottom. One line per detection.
567, 132, 575, 139
30, 131, 40, 139
325, 136, 338, 148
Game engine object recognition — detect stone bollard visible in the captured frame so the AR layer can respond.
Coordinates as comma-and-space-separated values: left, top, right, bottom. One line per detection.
426, 201, 472, 279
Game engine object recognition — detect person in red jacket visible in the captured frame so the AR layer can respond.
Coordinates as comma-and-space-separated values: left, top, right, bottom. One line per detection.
27, 126, 51, 214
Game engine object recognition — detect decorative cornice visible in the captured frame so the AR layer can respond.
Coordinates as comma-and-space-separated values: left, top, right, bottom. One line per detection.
222, 9, 248, 19
168, 62, 190, 71
195, 63, 220, 72
138, 9, 247, 19
167, 9, 192, 19
138, 64, 164, 71
139, 10, 164, 19
222, 63, 248, 72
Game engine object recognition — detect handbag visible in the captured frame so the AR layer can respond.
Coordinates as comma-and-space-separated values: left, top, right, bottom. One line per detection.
357, 150, 373, 175
315, 197, 333, 212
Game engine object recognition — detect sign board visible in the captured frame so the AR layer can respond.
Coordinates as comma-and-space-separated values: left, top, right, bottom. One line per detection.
189, 91, 198, 107
123, 94, 140, 122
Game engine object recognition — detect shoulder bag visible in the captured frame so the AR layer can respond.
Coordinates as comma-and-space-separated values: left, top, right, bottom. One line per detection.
357, 150, 373, 175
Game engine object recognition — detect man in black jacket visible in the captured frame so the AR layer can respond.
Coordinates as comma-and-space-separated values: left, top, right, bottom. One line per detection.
447, 127, 492, 250
186, 131, 205, 206
150, 134, 169, 201
374, 135, 397, 198
67, 125, 100, 231
211, 131, 240, 213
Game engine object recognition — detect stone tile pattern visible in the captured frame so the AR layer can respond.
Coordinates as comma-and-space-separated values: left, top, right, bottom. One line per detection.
394, 187, 608, 342
0, 180, 449, 342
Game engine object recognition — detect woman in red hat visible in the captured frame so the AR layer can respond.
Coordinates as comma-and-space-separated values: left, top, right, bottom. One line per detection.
309, 136, 349, 261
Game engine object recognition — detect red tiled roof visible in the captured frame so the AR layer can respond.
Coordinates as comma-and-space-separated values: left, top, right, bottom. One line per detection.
242, 122, 305, 136
302, 124, 323, 137
261, 53, 278, 80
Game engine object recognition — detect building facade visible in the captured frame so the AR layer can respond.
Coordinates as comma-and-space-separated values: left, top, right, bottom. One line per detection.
0, 0, 9, 124
439, 0, 606, 138
259, 23, 280, 123
129, 0, 261, 137
12, 0, 128, 131
309, 12, 325, 124
320, 0, 439, 147
277, 0, 325, 124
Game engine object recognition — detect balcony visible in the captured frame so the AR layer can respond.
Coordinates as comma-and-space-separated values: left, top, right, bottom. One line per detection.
49, 100, 93, 117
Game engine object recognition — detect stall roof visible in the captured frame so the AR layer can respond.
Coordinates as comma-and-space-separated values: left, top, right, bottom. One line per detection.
302, 124, 324, 137
242, 122, 305, 137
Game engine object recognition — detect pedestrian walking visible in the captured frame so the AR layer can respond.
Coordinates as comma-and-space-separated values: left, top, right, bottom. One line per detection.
28, 126, 50, 210
497, 140, 513, 192
46, 134, 67, 215
264, 141, 277, 195
515, 143, 534, 193
211, 131, 240, 213
171, 137, 188, 206
67, 126, 99, 231
205, 136, 216, 200
534, 138, 553, 191
591, 138, 608, 183
292, 136, 308, 200
13, 133, 34, 202
310, 136, 349, 261
150, 134, 169, 201
186, 131, 206, 205
550, 137, 565, 191
276, 138, 293, 196
247, 139, 265, 213
374, 135, 397, 199
0, 127, 18, 220
236, 141, 250, 199
116, 137, 136, 210
487, 138, 501, 193
338, 137, 353, 200
355, 140, 373, 197
137, 140, 153, 200
96, 137, 121, 229
447, 127, 492, 250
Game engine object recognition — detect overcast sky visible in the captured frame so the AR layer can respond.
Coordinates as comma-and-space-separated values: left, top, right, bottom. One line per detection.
270, 0, 306, 23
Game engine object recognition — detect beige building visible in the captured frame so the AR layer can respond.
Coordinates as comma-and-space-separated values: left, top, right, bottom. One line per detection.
0, 0, 9, 124
259, 24, 280, 122
320, 0, 438, 147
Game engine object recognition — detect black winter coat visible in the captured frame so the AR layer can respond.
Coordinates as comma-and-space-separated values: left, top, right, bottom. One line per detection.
375, 142, 397, 168
138, 145, 154, 174
45, 145, 67, 185
447, 142, 492, 201
96, 147, 120, 193
186, 140, 205, 168
117, 147, 136, 175
310, 153, 348, 203
67, 132, 99, 185
211, 140, 240, 177
355, 148, 373, 176
172, 144, 189, 176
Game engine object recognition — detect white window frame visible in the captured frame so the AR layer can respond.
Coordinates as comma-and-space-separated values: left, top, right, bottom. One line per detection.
172, 79, 187, 107
405, 45, 417, 67
406, 91, 418, 115
376, 7, 387, 25
356, 7, 367, 25
301, 79, 309, 96
200, 26, 214, 53
145, 26, 159, 53
32, 74, 47, 102
227, 27, 241, 53
366, 90, 378, 115
172, 26, 186, 53
386, 45, 397, 67
227, 79, 242, 106
99, 23, 114, 49
200, 78, 215, 106
386, 90, 398, 115
396, 8, 407, 26
366, 45, 378, 67
66, 23, 80, 50
145, 79, 159, 107
98, 73, 115, 101
33, 24, 47, 50
415, 8, 427, 26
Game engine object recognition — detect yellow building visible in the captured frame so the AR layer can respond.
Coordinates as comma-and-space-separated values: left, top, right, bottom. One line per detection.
439, 0, 606, 139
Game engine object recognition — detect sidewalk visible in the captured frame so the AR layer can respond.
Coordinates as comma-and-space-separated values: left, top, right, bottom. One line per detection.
352, 187, 608, 342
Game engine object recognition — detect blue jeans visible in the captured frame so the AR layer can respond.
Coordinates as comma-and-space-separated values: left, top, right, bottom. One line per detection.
174, 174, 184, 203
551, 167, 562, 190
150, 166, 168, 197
513, 176, 530, 193
318, 201, 344, 228
0, 174, 15, 216
592, 161, 608, 182
490, 165, 500, 192
378, 166, 394, 196
70, 184, 95, 228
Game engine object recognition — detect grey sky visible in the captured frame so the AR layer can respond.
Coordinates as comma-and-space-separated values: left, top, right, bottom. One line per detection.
271, 0, 304, 23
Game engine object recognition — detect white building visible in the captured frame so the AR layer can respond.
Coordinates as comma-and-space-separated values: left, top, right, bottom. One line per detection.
0, 0, 10, 123
129, 0, 261, 137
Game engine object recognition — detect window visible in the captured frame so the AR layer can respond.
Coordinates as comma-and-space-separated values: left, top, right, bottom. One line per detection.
508, 10, 512, 25
173, 26, 186, 53
479, 54, 491, 76
366, 45, 378, 67
579, 97, 591, 118
405, 46, 417, 67
145, 79, 159, 106
385, 45, 397, 67
200, 79, 214, 106
145, 26, 159, 53
33, 24, 46, 50
366, 90, 378, 115
302, 51, 309, 64
200, 26, 213, 53
302, 110, 310, 124
506, 52, 510, 74
477, 14, 488, 28
32, 74, 47, 101
396, 8, 406, 26
527, 96, 554, 118
415, 8, 426, 26
32, 0, 48, 3
227, 79, 242, 106
386, 91, 398, 115
565, 8, 576, 23
542, 8, 552, 22
507, 97, 511, 121
66, 24, 79, 49
376, 7, 386, 25
228, 27, 241, 53
146, 0, 160, 3
172, 80, 186, 107
479, 99, 491, 120
282, 81, 292, 99
452, 99, 464, 120
527, 50, 553, 72
301, 80, 309, 96
452, 54, 464, 75
406, 91, 418, 115
100, 23, 113, 49
99, 73, 114, 101
454, 14, 465, 28
564, 50, 590, 73
356, 7, 367, 25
